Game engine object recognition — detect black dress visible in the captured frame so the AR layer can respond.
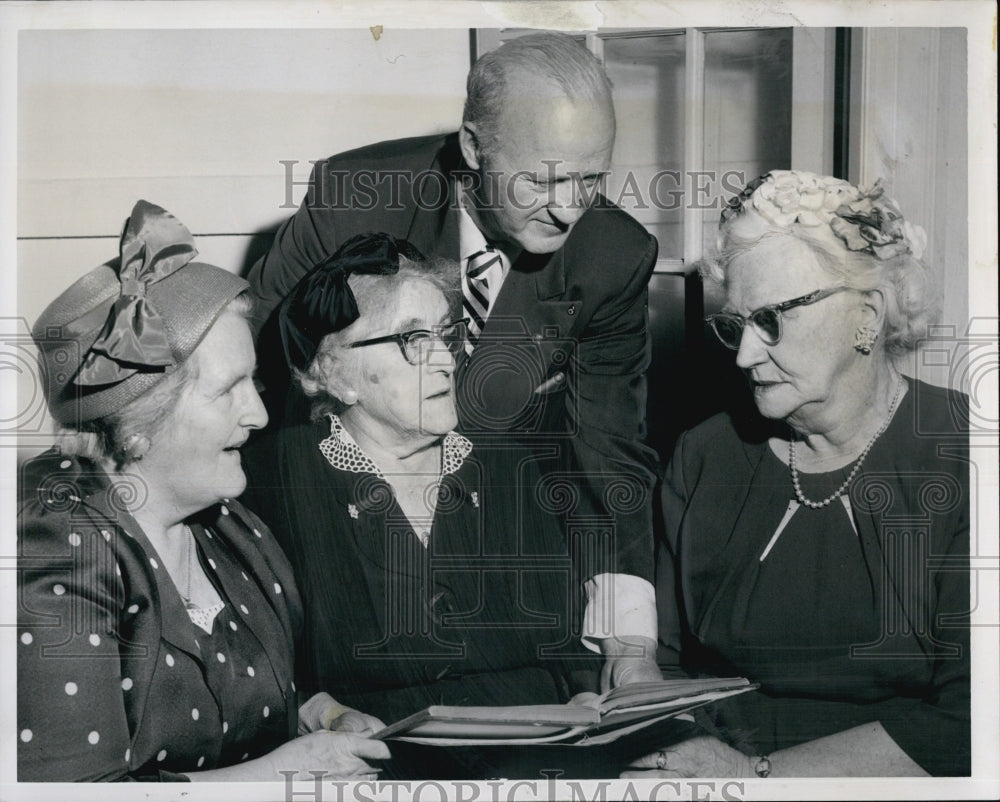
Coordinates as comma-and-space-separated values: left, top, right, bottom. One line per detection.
656, 377, 971, 776
242, 415, 604, 777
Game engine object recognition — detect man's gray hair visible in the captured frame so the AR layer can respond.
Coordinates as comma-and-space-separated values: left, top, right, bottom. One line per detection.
464, 31, 614, 156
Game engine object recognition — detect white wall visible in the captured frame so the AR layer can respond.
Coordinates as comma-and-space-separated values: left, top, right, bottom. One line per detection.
849, 27, 969, 390
18, 28, 469, 320
16, 28, 470, 455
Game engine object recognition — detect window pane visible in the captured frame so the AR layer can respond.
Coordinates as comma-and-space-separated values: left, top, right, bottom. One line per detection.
702, 28, 793, 255
603, 34, 686, 259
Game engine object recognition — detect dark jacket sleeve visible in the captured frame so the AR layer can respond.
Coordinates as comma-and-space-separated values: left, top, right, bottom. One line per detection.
655, 429, 690, 676
566, 221, 660, 584
245, 157, 340, 335
16, 465, 186, 782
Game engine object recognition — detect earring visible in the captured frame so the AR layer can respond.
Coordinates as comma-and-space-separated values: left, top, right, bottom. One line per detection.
340, 390, 358, 406
120, 433, 150, 461
854, 326, 879, 355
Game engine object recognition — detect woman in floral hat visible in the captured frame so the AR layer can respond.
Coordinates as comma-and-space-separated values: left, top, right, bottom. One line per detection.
18, 201, 389, 781
626, 171, 969, 777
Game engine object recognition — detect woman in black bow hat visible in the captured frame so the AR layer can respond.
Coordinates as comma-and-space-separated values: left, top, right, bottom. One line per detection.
17, 201, 389, 782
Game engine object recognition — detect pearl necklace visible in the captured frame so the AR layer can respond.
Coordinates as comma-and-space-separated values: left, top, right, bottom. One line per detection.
789, 377, 905, 509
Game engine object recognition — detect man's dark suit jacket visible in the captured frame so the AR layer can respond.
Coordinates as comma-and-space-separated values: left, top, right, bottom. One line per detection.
247, 133, 660, 585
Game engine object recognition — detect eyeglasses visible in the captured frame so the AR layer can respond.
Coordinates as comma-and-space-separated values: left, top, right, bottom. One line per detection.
347, 318, 470, 365
706, 286, 852, 350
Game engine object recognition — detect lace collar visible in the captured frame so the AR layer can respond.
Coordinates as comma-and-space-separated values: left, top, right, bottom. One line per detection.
318, 414, 472, 478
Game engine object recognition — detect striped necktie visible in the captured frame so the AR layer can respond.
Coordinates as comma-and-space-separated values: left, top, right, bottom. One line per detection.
462, 246, 501, 355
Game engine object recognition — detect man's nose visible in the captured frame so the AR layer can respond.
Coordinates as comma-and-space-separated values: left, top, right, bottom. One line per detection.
547, 183, 589, 225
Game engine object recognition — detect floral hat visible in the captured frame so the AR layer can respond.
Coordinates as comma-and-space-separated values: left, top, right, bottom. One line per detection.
720, 170, 927, 261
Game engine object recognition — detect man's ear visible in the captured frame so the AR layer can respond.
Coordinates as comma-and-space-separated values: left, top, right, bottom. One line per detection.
458, 121, 482, 171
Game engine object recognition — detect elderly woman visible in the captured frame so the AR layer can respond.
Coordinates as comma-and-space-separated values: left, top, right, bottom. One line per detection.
241, 232, 597, 778
17, 201, 389, 782
626, 172, 969, 778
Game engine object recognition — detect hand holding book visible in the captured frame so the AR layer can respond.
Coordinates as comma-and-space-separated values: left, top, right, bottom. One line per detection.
373, 677, 757, 746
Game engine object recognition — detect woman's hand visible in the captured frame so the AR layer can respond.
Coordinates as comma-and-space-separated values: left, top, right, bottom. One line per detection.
185, 731, 390, 782
329, 709, 386, 736
298, 692, 385, 735
620, 736, 752, 779
265, 731, 390, 781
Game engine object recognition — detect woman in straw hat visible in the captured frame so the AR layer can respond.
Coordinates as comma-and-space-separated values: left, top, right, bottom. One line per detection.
17, 201, 389, 781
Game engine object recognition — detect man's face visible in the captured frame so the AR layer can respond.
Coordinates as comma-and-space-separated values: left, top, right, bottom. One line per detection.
462, 87, 616, 255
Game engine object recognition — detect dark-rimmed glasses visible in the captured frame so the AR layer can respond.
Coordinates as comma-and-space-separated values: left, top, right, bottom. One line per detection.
347, 318, 470, 365
706, 287, 852, 350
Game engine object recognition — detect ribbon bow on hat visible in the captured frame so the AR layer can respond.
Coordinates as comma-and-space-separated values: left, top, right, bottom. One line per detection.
76, 201, 199, 386
279, 232, 425, 372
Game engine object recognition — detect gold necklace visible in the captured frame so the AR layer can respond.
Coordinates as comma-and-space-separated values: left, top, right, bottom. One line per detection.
789, 377, 904, 509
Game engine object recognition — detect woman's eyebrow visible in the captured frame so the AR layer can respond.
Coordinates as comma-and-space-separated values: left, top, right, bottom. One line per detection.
397, 317, 424, 331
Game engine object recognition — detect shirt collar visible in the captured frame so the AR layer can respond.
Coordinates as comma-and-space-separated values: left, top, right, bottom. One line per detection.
318, 414, 472, 478
457, 196, 510, 279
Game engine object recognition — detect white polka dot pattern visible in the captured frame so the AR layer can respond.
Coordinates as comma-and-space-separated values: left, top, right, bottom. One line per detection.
17, 470, 297, 781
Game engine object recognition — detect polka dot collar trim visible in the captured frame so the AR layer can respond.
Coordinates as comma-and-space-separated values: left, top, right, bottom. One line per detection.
318, 415, 472, 478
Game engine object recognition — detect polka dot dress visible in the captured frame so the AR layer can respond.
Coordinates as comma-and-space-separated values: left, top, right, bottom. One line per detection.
17, 452, 301, 781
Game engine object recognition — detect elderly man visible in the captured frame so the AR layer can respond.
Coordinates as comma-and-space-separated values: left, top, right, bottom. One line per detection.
247, 32, 661, 688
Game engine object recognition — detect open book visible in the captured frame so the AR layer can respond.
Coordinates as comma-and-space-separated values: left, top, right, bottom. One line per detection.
373, 677, 757, 746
